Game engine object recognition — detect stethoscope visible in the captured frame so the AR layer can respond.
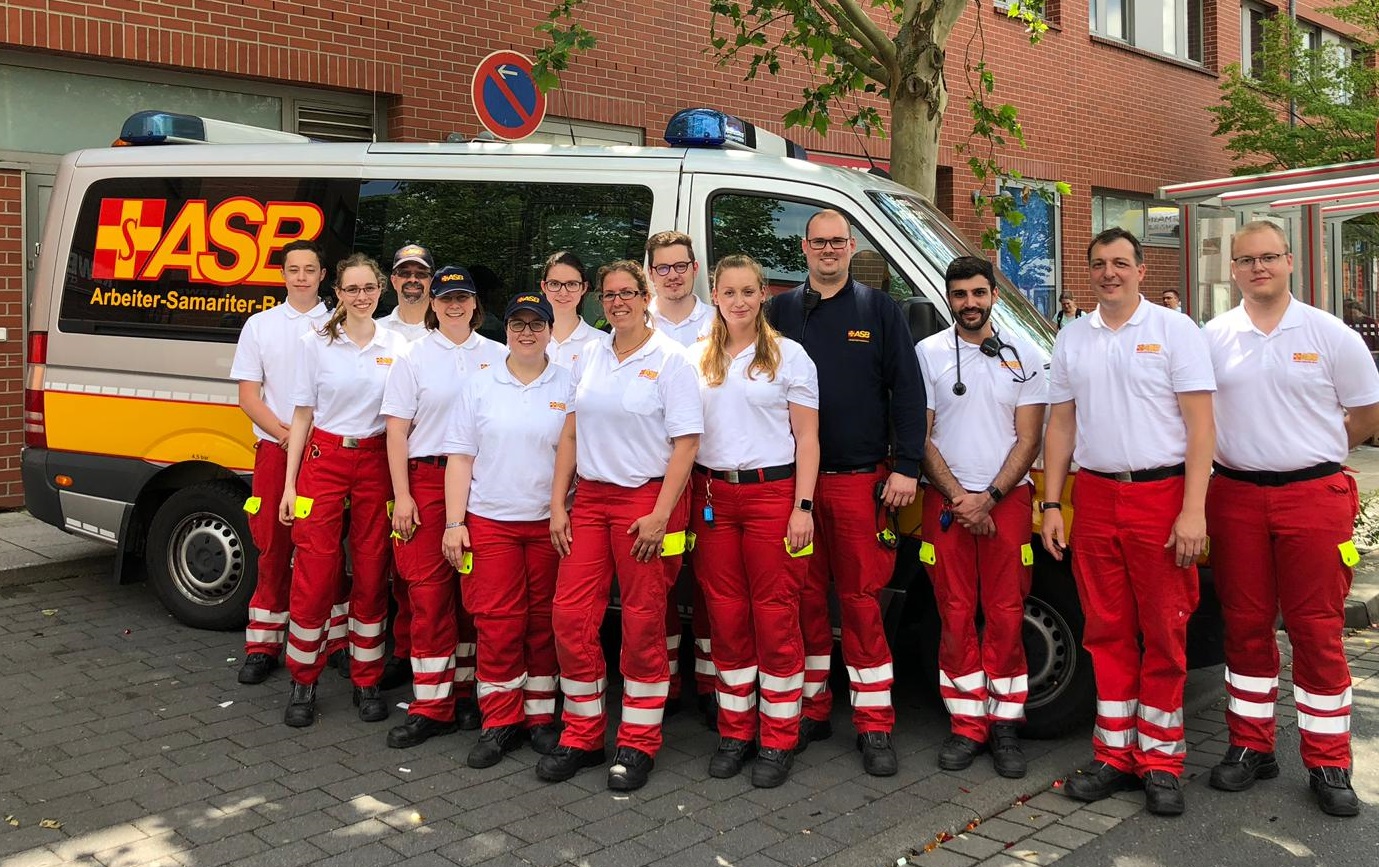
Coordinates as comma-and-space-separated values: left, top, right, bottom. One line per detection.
951, 327, 1037, 396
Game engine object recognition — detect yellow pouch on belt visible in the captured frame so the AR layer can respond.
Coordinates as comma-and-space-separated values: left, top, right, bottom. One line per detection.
1021, 543, 1034, 567
293, 496, 313, 519
243, 496, 262, 515
661, 531, 688, 557
457, 551, 474, 574
686, 531, 697, 553
785, 538, 814, 558
386, 500, 395, 519
1339, 539, 1361, 568
918, 541, 936, 566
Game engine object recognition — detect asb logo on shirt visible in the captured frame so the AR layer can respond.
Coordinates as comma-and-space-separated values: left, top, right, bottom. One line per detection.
1000, 359, 1023, 372
1293, 352, 1321, 364
549, 401, 567, 411
847, 329, 871, 343
638, 369, 659, 381
375, 356, 394, 366
1136, 343, 1162, 354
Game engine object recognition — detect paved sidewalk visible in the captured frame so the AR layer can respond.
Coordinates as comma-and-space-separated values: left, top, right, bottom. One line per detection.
0, 509, 112, 586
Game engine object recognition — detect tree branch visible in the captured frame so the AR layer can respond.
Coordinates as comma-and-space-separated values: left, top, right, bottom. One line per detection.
815, 0, 897, 69
833, 38, 891, 85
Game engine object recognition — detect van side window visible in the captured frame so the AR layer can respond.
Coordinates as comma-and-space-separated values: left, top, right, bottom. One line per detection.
708, 192, 914, 301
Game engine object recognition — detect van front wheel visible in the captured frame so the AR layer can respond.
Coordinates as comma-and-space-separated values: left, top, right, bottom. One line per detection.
146, 482, 256, 630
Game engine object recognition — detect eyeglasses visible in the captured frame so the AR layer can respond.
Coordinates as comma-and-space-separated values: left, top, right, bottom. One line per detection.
600, 289, 644, 303
806, 237, 851, 250
651, 261, 693, 276
394, 269, 431, 280
1231, 252, 1288, 269
507, 319, 549, 334
542, 279, 586, 294
339, 284, 381, 296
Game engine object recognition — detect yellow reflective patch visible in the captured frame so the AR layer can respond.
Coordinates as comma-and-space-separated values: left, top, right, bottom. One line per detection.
243, 496, 261, 515
661, 531, 687, 557
686, 531, 697, 553
785, 539, 814, 558
293, 496, 313, 519
386, 500, 395, 519
1021, 543, 1034, 567
1339, 540, 1361, 568
919, 541, 936, 566
458, 551, 474, 574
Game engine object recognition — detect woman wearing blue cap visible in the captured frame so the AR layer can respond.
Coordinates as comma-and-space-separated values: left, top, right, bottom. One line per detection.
379, 265, 506, 749
441, 292, 572, 768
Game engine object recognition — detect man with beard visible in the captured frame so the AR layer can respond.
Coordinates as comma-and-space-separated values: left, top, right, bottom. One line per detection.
379, 244, 434, 341
915, 256, 1046, 778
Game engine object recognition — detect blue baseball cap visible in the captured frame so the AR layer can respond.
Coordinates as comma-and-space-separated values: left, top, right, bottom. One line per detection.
504, 293, 554, 323
431, 265, 478, 297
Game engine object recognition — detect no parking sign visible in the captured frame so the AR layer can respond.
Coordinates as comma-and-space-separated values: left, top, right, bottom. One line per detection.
470, 50, 548, 141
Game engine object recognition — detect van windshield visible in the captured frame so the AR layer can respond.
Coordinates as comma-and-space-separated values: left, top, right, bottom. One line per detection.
872, 192, 1056, 358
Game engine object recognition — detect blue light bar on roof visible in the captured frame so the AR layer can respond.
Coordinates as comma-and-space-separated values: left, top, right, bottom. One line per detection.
664, 108, 806, 160
117, 110, 311, 145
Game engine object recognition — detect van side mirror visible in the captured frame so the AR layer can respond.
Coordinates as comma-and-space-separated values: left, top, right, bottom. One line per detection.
903, 296, 943, 344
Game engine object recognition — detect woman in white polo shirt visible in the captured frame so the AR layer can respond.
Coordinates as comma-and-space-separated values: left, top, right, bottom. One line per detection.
537, 260, 703, 792
380, 265, 507, 750
441, 293, 571, 769
542, 251, 599, 370
277, 252, 408, 728
689, 254, 819, 788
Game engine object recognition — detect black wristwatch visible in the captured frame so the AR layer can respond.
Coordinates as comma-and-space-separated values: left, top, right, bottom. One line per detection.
985, 484, 1004, 503
796, 499, 814, 513
1040, 501, 1062, 511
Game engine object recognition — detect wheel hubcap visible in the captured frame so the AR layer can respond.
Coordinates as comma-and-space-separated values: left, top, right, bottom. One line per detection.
166, 512, 245, 606
1022, 595, 1076, 710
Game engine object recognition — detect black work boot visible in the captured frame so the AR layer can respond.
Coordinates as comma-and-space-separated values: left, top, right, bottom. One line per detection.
795, 717, 833, 754
937, 734, 986, 771
989, 724, 1027, 779
238, 652, 279, 685
751, 747, 794, 788
1062, 761, 1140, 802
283, 681, 316, 728
379, 655, 412, 691
1143, 770, 1185, 816
607, 746, 655, 791
353, 685, 389, 722
698, 692, 719, 731
528, 722, 562, 755
467, 724, 526, 769
1309, 766, 1360, 817
386, 713, 457, 749
454, 696, 482, 731
858, 731, 898, 777
1209, 745, 1279, 792
328, 648, 351, 679
536, 744, 607, 782
708, 737, 756, 778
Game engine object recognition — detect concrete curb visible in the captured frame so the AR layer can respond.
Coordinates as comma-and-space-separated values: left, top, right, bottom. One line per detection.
0, 553, 114, 589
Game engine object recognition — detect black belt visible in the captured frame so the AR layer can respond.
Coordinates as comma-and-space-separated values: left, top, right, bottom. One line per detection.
1213, 461, 1342, 487
820, 462, 880, 475
1083, 463, 1186, 483
694, 463, 794, 484
410, 456, 448, 468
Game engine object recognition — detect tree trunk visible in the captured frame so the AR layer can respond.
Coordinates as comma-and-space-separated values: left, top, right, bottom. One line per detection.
889, 0, 968, 201
890, 86, 942, 200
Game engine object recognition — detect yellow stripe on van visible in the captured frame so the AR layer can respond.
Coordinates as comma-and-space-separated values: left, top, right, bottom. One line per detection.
44, 392, 256, 471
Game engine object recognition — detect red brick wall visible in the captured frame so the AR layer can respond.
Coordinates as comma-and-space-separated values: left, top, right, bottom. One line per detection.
0, 171, 24, 507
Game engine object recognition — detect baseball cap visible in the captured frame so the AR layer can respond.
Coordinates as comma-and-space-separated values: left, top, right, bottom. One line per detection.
504, 293, 555, 323
392, 244, 435, 271
432, 265, 478, 297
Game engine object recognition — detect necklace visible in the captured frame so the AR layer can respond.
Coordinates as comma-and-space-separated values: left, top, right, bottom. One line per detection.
614, 329, 652, 360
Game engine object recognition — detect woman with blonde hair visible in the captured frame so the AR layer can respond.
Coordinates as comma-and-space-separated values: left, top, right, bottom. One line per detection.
277, 253, 408, 727
689, 253, 819, 788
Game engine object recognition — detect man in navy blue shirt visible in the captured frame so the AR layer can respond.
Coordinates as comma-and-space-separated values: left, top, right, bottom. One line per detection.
767, 209, 926, 776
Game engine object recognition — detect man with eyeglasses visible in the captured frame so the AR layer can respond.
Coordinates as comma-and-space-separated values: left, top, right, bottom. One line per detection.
916, 256, 1046, 780
378, 244, 435, 342
642, 231, 719, 728
647, 231, 714, 346
1203, 221, 1379, 817
1041, 227, 1215, 817
766, 208, 926, 777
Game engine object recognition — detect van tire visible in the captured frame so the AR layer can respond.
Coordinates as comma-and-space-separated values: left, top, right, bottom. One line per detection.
1020, 565, 1096, 739
146, 481, 256, 631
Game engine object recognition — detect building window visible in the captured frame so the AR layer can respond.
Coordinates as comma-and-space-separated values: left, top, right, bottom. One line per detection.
1091, 0, 1204, 63
997, 179, 1061, 319
523, 118, 644, 146
1241, 3, 1270, 77
1093, 191, 1181, 247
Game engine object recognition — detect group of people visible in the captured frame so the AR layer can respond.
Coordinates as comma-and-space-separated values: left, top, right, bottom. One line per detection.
231, 212, 1374, 815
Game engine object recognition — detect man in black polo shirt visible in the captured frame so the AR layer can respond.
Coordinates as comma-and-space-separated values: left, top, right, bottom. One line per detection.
767, 208, 926, 776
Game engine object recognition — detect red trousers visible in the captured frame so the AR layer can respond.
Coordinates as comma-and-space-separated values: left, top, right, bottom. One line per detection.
553, 479, 684, 755
689, 475, 805, 750
463, 514, 560, 729
665, 485, 715, 701
1207, 471, 1358, 769
803, 467, 896, 733
391, 562, 412, 661
245, 439, 292, 657
922, 483, 1033, 742
286, 430, 392, 687
391, 461, 459, 722
1070, 472, 1198, 775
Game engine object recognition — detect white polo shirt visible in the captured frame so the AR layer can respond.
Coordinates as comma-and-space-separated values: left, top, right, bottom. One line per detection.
547, 318, 599, 370
651, 296, 714, 347
444, 362, 574, 522
380, 330, 507, 458
690, 337, 818, 471
1206, 298, 1379, 470
1047, 297, 1216, 473
917, 327, 1049, 491
572, 330, 704, 487
377, 307, 429, 342
230, 301, 328, 441
292, 324, 409, 437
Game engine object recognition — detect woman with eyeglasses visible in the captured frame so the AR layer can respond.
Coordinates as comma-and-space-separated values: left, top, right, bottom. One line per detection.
379, 265, 506, 749
276, 253, 408, 728
687, 254, 819, 788
538, 261, 703, 792
541, 251, 600, 370
439, 293, 571, 768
